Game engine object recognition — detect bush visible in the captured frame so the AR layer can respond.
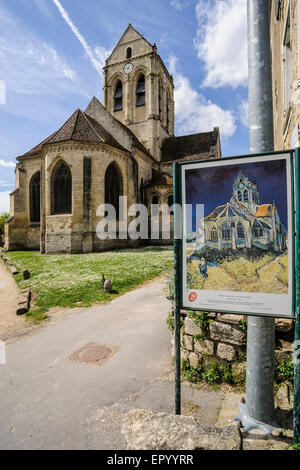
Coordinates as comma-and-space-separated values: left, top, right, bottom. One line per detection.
275, 359, 294, 383
163, 270, 174, 301
0, 211, 9, 245
182, 359, 233, 387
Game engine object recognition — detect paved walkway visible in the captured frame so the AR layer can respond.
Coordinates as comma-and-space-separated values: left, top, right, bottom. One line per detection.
0, 259, 25, 342
0, 279, 225, 450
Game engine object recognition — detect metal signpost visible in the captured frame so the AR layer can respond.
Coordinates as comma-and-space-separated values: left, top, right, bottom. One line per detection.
294, 148, 300, 446
173, 149, 299, 443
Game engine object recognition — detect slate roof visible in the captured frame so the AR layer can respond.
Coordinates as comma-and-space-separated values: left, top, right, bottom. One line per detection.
161, 130, 219, 163
19, 109, 127, 158
204, 202, 246, 221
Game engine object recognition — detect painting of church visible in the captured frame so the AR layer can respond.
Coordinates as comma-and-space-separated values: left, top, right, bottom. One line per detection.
202, 171, 287, 253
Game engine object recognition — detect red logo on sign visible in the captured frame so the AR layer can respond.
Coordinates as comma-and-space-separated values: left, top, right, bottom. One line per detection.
189, 292, 197, 302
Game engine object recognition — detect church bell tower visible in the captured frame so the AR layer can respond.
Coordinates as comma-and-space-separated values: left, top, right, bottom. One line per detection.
103, 24, 174, 161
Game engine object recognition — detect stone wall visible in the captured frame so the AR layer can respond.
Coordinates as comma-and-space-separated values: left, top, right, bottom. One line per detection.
177, 313, 246, 369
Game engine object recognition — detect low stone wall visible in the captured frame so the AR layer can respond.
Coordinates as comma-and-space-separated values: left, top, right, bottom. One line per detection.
179, 313, 246, 368
170, 310, 294, 380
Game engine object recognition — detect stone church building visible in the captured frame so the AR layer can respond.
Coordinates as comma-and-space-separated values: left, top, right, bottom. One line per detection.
5, 25, 221, 254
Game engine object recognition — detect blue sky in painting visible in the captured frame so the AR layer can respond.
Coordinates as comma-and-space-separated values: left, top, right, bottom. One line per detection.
0, 0, 248, 212
185, 158, 288, 231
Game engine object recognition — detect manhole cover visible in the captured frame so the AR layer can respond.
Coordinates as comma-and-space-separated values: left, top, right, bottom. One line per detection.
66, 342, 120, 367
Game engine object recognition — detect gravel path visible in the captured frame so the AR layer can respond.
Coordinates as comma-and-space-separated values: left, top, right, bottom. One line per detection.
0, 259, 35, 342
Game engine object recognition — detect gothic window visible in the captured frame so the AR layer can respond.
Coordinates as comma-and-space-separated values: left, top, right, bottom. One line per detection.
166, 90, 170, 132
276, 0, 281, 20
105, 163, 123, 219
259, 228, 264, 237
136, 75, 145, 107
222, 223, 231, 240
237, 222, 245, 239
52, 161, 72, 214
237, 190, 242, 202
210, 227, 218, 242
283, 6, 292, 116
114, 80, 123, 111
126, 47, 132, 59
159, 81, 163, 120
30, 171, 41, 222
168, 195, 174, 215
152, 195, 159, 216
244, 190, 249, 202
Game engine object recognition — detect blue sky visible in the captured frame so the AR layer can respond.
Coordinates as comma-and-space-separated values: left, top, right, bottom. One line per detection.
0, 0, 249, 212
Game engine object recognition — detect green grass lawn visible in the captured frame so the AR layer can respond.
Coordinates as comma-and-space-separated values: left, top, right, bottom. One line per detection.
5, 247, 173, 322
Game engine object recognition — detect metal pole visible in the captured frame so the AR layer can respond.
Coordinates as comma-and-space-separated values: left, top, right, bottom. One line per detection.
236, 1, 277, 436
173, 162, 181, 415
294, 148, 300, 446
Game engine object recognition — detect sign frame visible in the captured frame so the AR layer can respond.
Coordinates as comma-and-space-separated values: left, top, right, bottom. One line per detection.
174, 149, 296, 320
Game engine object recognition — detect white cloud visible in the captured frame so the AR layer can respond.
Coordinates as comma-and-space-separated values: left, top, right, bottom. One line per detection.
0, 80, 6, 104
239, 100, 249, 128
194, 0, 247, 89
0, 5, 79, 99
0, 159, 15, 168
0, 181, 11, 188
0, 192, 10, 213
169, 56, 236, 138
52, 0, 110, 77
171, 0, 190, 11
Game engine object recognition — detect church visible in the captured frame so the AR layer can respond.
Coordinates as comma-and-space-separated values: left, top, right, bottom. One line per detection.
202, 171, 286, 253
4, 25, 221, 254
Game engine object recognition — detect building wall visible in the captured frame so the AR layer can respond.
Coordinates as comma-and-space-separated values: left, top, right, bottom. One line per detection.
5, 140, 154, 254
270, 0, 300, 149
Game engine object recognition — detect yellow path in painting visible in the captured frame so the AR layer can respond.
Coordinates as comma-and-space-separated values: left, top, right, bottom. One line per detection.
254, 257, 288, 294
202, 266, 240, 291
188, 255, 288, 294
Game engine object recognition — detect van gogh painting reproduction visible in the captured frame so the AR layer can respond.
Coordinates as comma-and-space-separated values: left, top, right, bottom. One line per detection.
185, 157, 290, 296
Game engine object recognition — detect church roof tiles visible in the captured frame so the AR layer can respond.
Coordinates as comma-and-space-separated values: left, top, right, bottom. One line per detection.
19, 109, 127, 159
255, 204, 275, 217
161, 129, 219, 163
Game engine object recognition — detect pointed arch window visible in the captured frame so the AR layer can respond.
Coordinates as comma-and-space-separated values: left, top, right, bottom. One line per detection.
222, 223, 231, 240
159, 81, 163, 120
114, 80, 123, 111
244, 190, 249, 202
210, 227, 218, 242
136, 75, 145, 107
105, 163, 123, 219
126, 47, 132, 59
237, 222, 245, 239
237, 190, 242, 202
166, 90, 171, 132
167, 195, 174, 215
152, 195, 159, 216
52, 161, 72, 214
30, 171, 41, 222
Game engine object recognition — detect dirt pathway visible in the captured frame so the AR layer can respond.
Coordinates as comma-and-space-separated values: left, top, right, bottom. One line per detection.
0, 259, 33, 341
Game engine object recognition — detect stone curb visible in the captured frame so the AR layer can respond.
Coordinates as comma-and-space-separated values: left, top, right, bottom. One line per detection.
0, 252, 19, 275
16, 288, 31, 316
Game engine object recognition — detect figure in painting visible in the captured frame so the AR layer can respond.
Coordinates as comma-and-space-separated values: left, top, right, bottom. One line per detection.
199, 257, 208, 278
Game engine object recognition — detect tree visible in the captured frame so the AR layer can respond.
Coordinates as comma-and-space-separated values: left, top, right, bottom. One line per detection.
0, 211, 9, 245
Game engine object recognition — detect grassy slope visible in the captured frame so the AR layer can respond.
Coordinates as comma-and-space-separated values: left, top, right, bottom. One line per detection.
5, 247, 173, 321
